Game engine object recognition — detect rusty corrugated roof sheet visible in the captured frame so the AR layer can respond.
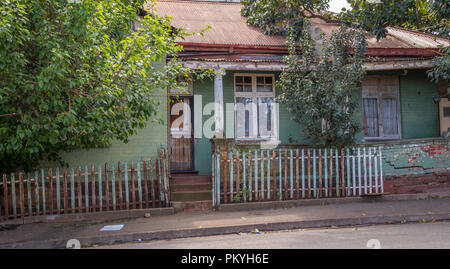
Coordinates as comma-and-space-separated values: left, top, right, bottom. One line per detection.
151, 0, 449, 49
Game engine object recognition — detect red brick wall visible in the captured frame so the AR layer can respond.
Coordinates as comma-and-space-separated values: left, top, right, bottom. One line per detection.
384, 171, 450, 194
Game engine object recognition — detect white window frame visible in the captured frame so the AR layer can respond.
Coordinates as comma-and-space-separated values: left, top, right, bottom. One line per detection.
362, 75, 402, 141
234, 73, 279, 141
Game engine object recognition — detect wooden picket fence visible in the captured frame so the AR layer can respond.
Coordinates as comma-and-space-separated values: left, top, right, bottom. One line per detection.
0, 148, 170, 220
211, 146, 384, 206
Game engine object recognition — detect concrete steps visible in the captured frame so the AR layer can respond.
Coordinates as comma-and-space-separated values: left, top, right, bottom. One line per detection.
170, 173, 212, 205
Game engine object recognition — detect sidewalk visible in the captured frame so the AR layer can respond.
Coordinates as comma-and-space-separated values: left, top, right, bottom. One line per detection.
2, 194, 450, 248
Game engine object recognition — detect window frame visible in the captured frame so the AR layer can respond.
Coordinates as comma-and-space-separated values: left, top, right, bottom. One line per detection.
362, 75, 402, 141
234, 73, 279, 141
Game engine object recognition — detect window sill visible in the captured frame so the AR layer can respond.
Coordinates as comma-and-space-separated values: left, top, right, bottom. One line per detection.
235, 138, 280, 145
362, 137, 401, 142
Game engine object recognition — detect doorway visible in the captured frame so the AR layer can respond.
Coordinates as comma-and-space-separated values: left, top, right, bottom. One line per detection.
169, 97, 194, 172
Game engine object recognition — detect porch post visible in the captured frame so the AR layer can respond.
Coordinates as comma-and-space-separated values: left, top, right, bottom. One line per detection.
214, 69, 226, 138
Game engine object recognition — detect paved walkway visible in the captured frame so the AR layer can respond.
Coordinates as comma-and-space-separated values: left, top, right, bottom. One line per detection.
1, 197, 450, 248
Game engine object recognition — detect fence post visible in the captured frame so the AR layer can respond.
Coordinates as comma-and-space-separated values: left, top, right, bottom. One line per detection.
379, 146, 384, 193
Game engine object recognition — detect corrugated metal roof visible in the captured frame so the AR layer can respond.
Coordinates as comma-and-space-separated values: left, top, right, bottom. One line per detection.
151, 0, 449, 49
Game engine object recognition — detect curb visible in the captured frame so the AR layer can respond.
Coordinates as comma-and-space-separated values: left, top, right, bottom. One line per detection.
2, 211, 450, 249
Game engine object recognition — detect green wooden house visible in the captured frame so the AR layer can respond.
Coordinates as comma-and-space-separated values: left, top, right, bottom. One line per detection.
59, 0, 450, 204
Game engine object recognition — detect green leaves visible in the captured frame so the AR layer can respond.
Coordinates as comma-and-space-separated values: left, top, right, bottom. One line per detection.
0, 0, 208, 172
276, 19, 367, 147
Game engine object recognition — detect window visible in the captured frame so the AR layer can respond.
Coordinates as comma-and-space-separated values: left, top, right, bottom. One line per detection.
362, 76, 401, 140
234, 74, 278, 140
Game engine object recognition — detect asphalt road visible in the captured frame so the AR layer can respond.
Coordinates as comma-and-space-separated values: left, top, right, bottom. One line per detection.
93, 221, 450, 249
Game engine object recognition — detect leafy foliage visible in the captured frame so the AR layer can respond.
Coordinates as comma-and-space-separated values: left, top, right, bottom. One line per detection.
0, 0, 210, 172
427, 46, 450, 84
341, 0, 449, 40
276, 19, 367, 147
241, 0, 332, 37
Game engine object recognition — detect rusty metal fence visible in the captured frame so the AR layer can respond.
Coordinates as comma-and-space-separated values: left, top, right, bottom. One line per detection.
0, 147, 170, 220
212, 146, 384, 206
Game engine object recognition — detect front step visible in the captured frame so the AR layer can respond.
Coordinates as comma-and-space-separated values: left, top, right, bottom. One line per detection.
171, 190, 212, 202
170, 173, 212, 203
171, 182, 212, 192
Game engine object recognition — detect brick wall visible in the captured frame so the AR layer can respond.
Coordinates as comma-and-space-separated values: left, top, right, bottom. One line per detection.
381, 138, 450, 194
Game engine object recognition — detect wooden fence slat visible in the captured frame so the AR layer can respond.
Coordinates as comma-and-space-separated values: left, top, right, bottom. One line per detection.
284, 150, 288, 200
379, 146, 384, 193
313, 149, 316, 198
289, 149, 293, 199
56, 168, 61, 214
357, 148, 362, 195
352, 149, 356, 196
328, 150, 332, 197
143, 161, 149, 208
19, 172, 25, 217
63, 168, 68, 214
374, 147, 379, 193
162, 149, 169, 206
346, 148, 351, 196
266, 150, 270, 200
84, 166, 89, 213
11, 173, 16, 216
27, 173, 32, 216
301, 149, 305, 199
105, 163, 110, 211
91, 164, 96, 212
260, 150, 264, 200
124, 162, 130, 210
111, 163, 117, 210
319, 149, 322, 198
70, 168, 75, 213
118, 162, 123, 210
363, 147, 367, 194
35, 171, 40, 216
223, 153, 228, 203
137, 161, 143, 209
278, 149, 281, 200
295, 149, 299, 199
216, 150, 221, 204
149, 160, 156, 208
98, 165, 102, 211
248, 151, 252, 201
49, 169, 53, 215
242, 151, 247, 202
324, 149, 328, 198
3, 174, 9, 218
272, 150, 276, 200
307, 149, 311, 198
368, 147, 372, 194
253, 150, 257, 201
77, 166, 82, 213
335, 149, 339, 197
236, 152, 240, 201
211, 152, 217, 205
155, 159, 161, 207
41, 169, 46, 215
230, 151, 234, 202
340, 149, 345, 197
131, 160, 136, 209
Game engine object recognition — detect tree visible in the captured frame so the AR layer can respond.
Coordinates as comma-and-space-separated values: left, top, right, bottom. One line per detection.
0, 0, 209, 172
276, 19, 367, 147
241, 0, 333, 37
341, 0, 449, 39
339, 0, 449, 85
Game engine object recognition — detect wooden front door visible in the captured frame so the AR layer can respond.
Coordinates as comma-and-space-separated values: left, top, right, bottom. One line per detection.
169, 97, 193, 172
